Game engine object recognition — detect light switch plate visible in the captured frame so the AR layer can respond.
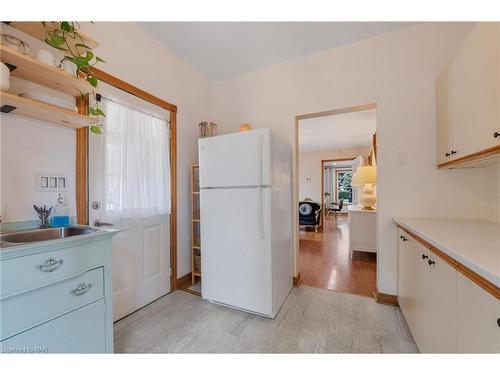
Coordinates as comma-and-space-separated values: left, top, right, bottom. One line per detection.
36, 173, 68, 192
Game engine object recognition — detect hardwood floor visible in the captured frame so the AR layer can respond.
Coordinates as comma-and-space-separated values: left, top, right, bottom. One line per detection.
299, 214, 376, 297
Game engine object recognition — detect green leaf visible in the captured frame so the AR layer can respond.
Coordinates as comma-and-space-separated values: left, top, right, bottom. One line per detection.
95, 108, 106, 117
45, 38, 69, 51
74, 43, 92, 50
61, 22, 71, 32
66, 56, 89, 67
84, 50, 94, 62
49, 34, 65, 46
95, 56, 106, 63
87, 75, 98, 87
90, 125, 102, 135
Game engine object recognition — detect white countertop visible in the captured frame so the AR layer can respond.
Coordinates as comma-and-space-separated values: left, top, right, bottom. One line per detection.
393, 217, 500, 287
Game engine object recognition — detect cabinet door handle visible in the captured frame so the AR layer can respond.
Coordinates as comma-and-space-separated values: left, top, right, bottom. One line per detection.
71, 283, 92, 296
497, 318, 500, 328
36, 258, 63, 272
450, 150, 457, 155
422, 254, 429, 260
494, 132, 500, 138
428, 259, 435, 266
445, 152, 451, 157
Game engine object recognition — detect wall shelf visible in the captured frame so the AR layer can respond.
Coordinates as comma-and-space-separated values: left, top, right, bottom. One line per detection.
1, 91, 97, 129
191, 164, 202, 291
0, 46, 93, 96
8, 22, 99, 51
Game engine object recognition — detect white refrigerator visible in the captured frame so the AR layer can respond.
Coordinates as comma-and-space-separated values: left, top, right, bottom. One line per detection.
199, 128, 293, 318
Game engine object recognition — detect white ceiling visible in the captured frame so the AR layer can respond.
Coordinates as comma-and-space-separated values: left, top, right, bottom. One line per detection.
299, 109, 376, 152
138, 22, 415, 80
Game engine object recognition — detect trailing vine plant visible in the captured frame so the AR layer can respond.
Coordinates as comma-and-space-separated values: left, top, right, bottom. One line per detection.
42, 21, 105, 134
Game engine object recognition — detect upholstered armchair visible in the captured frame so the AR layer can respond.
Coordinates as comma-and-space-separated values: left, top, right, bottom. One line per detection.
299, 199, 322, 232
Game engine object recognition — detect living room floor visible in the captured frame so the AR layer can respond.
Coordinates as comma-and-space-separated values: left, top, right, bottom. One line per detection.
114, 286, 417, 353
299, 215, 377, 297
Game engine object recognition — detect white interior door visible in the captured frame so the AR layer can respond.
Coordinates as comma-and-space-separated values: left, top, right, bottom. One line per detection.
89, 84, 171, 321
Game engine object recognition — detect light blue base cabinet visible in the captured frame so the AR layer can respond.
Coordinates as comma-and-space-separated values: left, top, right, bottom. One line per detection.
1, 229, 116, 353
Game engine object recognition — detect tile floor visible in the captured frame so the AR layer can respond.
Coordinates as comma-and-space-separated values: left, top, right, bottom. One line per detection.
114, 285, 418, 353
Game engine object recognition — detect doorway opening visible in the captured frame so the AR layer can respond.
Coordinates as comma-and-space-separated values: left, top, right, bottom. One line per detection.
296, 104, 377, 298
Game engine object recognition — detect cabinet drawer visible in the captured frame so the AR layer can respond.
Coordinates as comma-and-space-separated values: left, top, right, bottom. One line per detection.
1, 240, 105, 298
1, 267, 104, 341
0, 299, 107, 353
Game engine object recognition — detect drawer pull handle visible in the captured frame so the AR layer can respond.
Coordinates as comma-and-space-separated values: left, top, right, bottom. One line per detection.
36, 258, 63, 272
71, 283, 92, 296
428, 259, 435, 266
497, 318, 500, 328
422, 254, 429, 260
494, 132, 500, 138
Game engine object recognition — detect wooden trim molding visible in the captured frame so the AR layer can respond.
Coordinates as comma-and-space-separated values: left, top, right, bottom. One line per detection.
91, 67, 177, 113
437, 144, 500, 169
169, 110, 178, 290
457, 263, 500, 300
373, 287, 398, 306
397, 225, 500, 300
75, 95, 89, 225
296, 103, 377, 121
293, 273, 302, 286
176, 272, 192, 290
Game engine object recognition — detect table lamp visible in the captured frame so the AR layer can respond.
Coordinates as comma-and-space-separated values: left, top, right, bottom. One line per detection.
352, 166, 377, 210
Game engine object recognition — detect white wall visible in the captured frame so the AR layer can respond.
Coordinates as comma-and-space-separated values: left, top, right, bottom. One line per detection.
0, 22, 212, 278
484, 165, 500, 223
212, 23, 487, 295
1, 24, 79, 223
1, 117, 77, 222
299, 145, 370, 202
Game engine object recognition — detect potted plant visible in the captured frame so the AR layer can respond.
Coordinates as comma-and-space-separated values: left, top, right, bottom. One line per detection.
43, 21, 105, 134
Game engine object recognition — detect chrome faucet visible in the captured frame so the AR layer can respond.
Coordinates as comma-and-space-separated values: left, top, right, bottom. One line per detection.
33, 205, 52, 229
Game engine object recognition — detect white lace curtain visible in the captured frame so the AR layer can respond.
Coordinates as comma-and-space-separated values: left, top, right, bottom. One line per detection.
102, 98, 171, 219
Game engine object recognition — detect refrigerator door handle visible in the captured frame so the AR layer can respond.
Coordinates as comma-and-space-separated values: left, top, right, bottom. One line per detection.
257, 136, 264, 239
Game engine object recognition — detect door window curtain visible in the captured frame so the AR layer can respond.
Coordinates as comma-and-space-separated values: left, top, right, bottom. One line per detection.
102, 98, 171, 219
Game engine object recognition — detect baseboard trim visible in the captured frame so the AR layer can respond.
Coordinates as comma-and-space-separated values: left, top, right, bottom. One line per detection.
373, 286, 398, 306
293, 272, 302, 286
176, 272, 192, 290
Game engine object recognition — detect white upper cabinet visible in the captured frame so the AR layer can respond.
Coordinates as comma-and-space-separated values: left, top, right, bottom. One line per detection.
452, 23, 499, 157
437, 22, 500, 167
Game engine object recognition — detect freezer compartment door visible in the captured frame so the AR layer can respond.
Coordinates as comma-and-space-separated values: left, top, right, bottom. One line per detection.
200, 187, 272, 316
198, 129, 271, 188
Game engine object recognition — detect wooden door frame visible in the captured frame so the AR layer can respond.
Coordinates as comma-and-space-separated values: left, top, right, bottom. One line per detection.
294, 102, 377, 284
320, 159, 354, 228
76, 67, 179, 290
